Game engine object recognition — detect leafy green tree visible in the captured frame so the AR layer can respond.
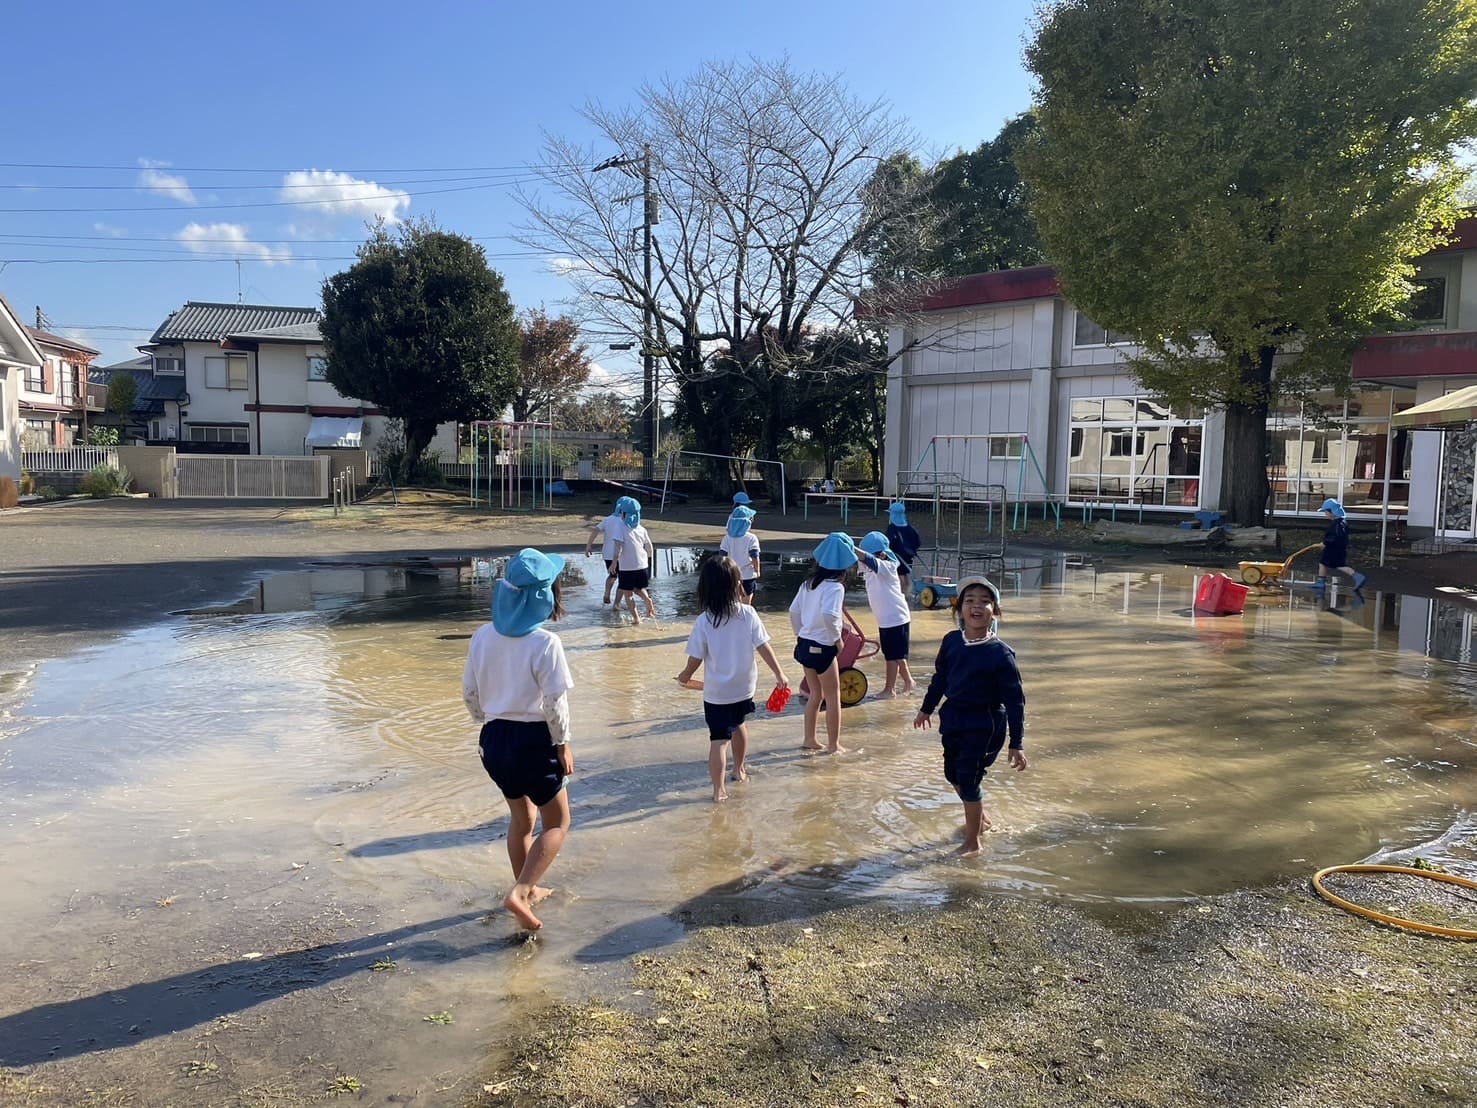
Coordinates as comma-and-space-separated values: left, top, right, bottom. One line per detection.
552, 392, 634, 435
321, 219, 520, 477
105, 374, 137, 419
1020, 0, 1477, 524
928, 114, 1044, 276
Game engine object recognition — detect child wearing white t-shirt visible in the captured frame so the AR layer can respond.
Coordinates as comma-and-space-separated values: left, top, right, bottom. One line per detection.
584, 509, 626, 604
462, 548, 575, 932
857, 530, 916, 697
676, 555, 789, 801
718, 505, 762, 605
610, 497, 657, 623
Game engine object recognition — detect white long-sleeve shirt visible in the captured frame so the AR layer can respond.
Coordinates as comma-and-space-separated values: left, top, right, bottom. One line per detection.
789, 579, 844, 645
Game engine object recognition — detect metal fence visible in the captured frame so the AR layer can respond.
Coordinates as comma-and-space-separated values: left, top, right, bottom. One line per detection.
176, 455, 329, 499
20, 447, 119, 472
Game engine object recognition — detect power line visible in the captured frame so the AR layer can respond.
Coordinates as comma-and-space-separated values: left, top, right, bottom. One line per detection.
0, 172, 545, 193
0, 252, 553, 264
0, 231, 523, 244
0, 237, 553, 258
0, 160, 586, 174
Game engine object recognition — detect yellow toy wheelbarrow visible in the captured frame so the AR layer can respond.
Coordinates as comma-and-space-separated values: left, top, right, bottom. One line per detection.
1237, 543, 1322, 586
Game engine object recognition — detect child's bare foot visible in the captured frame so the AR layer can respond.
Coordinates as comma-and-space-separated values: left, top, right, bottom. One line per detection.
503, 888, 543, 930
800, 742, 823, 753
873, 688, 897, 700
529, 886, 554, 905
732, 764, 749, 782
827, 744, 849, 755
957, 840, 983, 857
712, 789, 728, 802
901, 681, 917, 694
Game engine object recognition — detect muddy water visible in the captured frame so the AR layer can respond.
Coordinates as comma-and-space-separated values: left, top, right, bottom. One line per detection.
1, 552, 1474, 1102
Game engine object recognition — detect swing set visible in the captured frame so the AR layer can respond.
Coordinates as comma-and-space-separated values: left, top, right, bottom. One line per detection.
468, 420, 558, 512
909, 433, 1062, 531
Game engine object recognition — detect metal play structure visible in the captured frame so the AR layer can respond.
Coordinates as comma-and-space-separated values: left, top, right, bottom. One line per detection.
892, 470, 1008, 606
469, 420, 557, 512
660, 450, 788, 514
909, 433, 1061, 530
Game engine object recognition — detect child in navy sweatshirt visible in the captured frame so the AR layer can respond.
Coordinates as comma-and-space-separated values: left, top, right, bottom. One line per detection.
913, 576, 1028, 855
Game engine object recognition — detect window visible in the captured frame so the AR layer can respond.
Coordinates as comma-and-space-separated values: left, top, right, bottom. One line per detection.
150, 420, 162, 440
1106, 431, 1145, 457
307, 356, 329, 381
987, 434, 1024, 460
22, 419, 51, 449
60, 364, 77, 400
23, 365, 42, 391
204, 355, 249, 390
1069, 427, 1084, 458
1311, 435, 1331, 465
153, 355, 184, 376
1410, 277, 1446, 323
187, 424, 251, 443
1073, 312, 1133, 347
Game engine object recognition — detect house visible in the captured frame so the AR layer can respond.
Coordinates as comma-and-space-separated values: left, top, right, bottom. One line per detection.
18, 326, 103, 449
141, 301, 456, 457
94, 354, 189, 444
0, 296, 45, 482
883, 216, 1477, 537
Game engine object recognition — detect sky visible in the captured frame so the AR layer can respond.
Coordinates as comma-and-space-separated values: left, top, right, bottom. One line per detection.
2, 0, 1039, 385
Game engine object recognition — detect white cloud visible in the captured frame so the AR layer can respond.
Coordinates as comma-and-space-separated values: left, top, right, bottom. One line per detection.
280, 169, 410, 222
177, 222, 292, 265
137, 159, 196, 204
584, 360, 641, 400
548, 256, 592, 277
93, 222, 128, 237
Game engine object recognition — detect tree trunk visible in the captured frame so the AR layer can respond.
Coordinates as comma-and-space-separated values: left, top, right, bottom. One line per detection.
403, 418, 437, 484
511, 394, 530, 423
1218, 348, 1274, 526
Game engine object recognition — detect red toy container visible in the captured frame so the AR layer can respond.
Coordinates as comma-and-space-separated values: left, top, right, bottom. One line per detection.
766, 685, 792, 713
1194, 573, 1249, 615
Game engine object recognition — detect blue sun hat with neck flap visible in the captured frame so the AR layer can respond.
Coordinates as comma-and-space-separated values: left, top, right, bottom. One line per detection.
615, 495, 641, 527
1318, 498, 1346, 519
727, 505, 756, 537
493, 548, 565, 638
814, 531, 859, 571
888, 502, 909, 527
858, 530, 893, 558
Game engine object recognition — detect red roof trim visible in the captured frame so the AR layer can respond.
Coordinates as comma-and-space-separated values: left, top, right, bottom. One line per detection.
1429, 215, 1477, 255
1353, 330, 1477, 381
911, 265, 1061, 312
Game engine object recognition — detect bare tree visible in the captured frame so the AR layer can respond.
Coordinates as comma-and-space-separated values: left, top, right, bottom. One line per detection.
510, 309, 592, 423
521, 57, 936, 496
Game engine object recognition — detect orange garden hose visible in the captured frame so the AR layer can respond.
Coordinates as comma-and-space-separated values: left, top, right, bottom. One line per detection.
1311, 864, 1477, 940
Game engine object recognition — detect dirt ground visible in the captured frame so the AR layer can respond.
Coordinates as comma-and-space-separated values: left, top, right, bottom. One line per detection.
2, 491, 1476, 1108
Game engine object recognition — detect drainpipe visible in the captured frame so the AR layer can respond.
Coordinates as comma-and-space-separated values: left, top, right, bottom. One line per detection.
253, 346, 263, 455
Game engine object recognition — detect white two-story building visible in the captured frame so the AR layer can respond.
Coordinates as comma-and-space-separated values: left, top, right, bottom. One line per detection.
18, 327, 103, 449
884, 216, 1477, 536
141, 301, 455, 457
0, 296, 45, 483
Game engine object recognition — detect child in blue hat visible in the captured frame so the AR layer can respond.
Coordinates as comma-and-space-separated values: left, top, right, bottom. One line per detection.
611, 497, 657, 623
788, 532, 861, 754
584, 505, 626, 605
719, 505, 762, 605
1315, 499, 1366, 594
885, 503, 922, 593
462, 548, 575, 930
857, 531, 916, 697
913, 576, 1028, 856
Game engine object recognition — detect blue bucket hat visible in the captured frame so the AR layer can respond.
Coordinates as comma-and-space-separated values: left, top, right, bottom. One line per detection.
858, 530, 892, 557
814, 532, 859, 571
493, 548, 566, 638
1318, 498, 1346, 519
733, 491, 753, 506
727, 505, 756, 537
615, 495, 641, 527
888, 502, 908, 527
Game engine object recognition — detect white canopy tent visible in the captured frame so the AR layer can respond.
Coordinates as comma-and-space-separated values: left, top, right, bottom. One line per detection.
1385, 386, 1477, 560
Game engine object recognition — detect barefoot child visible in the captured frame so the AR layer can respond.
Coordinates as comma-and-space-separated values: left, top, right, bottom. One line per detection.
913, 577, 1028, 855
719, 505, 762, 604
462, 548, 575, 930
789, 532, 858, 754
676, 555, 790, 801
857, 531, 916, 697
611, 497, 657, 623
584, 507, 625, 605
1314, 498, 1367, 595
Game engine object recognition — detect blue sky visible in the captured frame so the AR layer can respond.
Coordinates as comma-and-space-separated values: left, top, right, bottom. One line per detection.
3, 0, 1038, 374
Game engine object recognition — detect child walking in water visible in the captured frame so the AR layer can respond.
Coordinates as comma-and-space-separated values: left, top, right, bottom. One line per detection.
584, 506, 625, 605
857, 531, 916, 697
1314, 498, 1367, 595
676, 555, 790, 801
886, 502, 922, 595
462, 548, 575, 930
913, 577, 1028, 856
610, 496, 657, 623
789, 532, 858, 754
719, 504, 762, 604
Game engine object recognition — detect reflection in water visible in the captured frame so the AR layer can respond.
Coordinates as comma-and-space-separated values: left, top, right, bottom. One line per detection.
0, 550, 1474, 1091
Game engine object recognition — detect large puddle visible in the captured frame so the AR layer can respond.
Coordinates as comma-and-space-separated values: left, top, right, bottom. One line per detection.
2, 548, 1474, 1101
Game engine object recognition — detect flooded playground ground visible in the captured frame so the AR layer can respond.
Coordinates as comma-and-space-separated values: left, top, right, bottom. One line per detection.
1, 547, 1475, 1104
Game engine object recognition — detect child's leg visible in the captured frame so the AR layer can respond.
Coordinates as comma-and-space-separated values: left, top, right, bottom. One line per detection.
603, 570, 617, 604
817, 663, 845, 753
960, 799, 990, 855
505, 796, 537, 882
504, 788, 572, 930
620, 589, 641, 623
880, 659, 901, 696
708, 739, 730, 801
731, 722, 749, 781
801, 667, 823, 750
899, 660, 916, 692
639, 587, 656, 617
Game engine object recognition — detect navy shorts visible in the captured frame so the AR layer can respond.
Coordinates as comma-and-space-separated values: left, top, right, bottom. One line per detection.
604, 558, 617, 577
1319, 548, 1348, 570
618, 568, 651, 591
941, 728, 1007, 804
878, 623, 910, 661
793, 637, 839, 674
704, 698, 756, 742
741, 578, 758, 596
479, 719, 565, 807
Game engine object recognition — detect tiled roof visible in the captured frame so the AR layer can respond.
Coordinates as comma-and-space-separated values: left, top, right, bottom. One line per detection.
150, 301, 320, 343
25, 326, 100, 356
227, 321, 323, 343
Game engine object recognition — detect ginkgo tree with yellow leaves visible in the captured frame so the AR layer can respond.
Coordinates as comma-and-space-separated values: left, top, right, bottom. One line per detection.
1020, 0, 1477, 524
